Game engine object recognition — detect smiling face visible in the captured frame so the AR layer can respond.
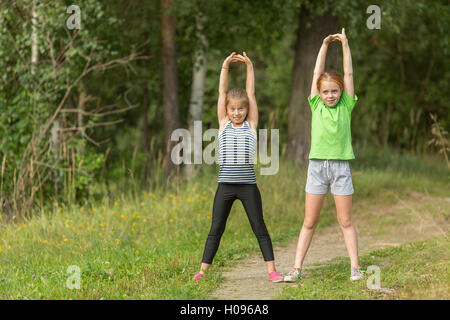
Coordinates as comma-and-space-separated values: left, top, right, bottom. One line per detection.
226, 98, 248, 126
319, 80, 342, 107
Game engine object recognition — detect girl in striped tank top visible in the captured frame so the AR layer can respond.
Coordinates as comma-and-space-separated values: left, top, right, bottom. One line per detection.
194, 52, 283, 283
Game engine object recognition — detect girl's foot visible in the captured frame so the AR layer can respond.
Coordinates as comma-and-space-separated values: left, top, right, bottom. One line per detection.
193, 272, 205, 282
268, 271, 284, 283
284, 268, 301, 282
350, 267, 364, 281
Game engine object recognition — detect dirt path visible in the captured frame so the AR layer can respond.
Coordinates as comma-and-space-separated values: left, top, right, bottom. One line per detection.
211, 192, 449, 300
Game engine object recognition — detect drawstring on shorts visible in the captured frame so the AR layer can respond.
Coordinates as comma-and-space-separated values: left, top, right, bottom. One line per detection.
323, 160, 330, 180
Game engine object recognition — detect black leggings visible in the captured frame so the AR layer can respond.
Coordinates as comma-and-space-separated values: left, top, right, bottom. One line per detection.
201, 183, 274, 264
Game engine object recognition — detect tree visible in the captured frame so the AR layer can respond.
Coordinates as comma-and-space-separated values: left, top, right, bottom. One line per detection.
0, 1, 141, 217
185, 3, 208, 179
287, 5, 339, 165
161, 0, 181, 176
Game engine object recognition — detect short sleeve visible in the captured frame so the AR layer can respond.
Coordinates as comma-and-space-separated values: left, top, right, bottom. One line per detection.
308, 94, 321, 112
340, 91, 358, 113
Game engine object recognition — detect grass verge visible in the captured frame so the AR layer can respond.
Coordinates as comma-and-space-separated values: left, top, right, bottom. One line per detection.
0, 148, 447, 299
276, 236, 449, 300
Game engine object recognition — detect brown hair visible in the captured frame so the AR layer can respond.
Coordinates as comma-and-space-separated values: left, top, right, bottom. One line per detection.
317, 70, 344, 91
226, 88, 249, 109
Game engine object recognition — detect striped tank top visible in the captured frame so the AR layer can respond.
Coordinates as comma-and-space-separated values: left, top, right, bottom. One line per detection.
218, 120, 257, 184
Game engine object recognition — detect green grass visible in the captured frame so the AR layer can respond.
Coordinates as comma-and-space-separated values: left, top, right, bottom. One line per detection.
0, 148, 448, 299
276, 237, 449, 300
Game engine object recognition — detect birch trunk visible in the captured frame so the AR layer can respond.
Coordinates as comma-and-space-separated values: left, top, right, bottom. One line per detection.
185, 10, 208, 179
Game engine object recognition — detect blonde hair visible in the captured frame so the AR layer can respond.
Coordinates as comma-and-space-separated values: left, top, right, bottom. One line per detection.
226, 88, 249, 109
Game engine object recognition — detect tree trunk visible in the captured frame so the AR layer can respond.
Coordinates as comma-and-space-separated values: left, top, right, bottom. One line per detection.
161, 0, 181, 176
185, 9, 208, 179
77, 82, 89, 155
141, 80, 151, 187
31, 0, 38, 75
50, 119, 60, 198
287, 9, 339, 166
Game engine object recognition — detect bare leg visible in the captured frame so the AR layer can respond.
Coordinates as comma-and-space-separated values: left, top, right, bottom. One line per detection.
293, 193, 326, 269
199, 263, 210, 275
334, 194, 359, 269
266, 260, 276, 273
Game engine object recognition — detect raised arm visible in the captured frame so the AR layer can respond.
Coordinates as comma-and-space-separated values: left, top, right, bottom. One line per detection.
337, 28, 354, 98
242, 52, 258, 129
310, 35, 334, 98
218, 52, 242, 127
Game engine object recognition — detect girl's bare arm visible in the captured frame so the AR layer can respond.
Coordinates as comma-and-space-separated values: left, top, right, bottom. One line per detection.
311, 35, 334, 98
218, 53, 232, 126
340, 28, 354, 98
241, 52, 258, 129
218, 52, 242, 128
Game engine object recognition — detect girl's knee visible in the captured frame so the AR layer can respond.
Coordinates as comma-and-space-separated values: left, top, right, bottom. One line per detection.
338, 217, 353, 229
302, 218, 319, 230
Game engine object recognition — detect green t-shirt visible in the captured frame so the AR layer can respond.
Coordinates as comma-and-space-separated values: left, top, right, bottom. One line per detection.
308, 91, 357, 160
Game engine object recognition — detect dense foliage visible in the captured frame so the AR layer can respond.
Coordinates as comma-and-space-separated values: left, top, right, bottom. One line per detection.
0, 0, 448, 216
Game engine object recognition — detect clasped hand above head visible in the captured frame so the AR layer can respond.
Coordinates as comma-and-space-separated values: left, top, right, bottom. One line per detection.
222, 52, 253, 68
323, 28, 348, 45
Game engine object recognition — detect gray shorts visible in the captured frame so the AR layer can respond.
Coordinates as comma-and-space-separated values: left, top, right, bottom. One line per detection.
305, 160, 354, 196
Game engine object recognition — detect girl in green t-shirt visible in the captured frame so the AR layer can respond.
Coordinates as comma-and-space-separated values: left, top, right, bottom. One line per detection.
285, 28, 363, 282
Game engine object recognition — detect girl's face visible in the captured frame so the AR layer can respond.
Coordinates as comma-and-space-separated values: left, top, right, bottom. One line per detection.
226, 99, 248, 126
319, 80, 342, 107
